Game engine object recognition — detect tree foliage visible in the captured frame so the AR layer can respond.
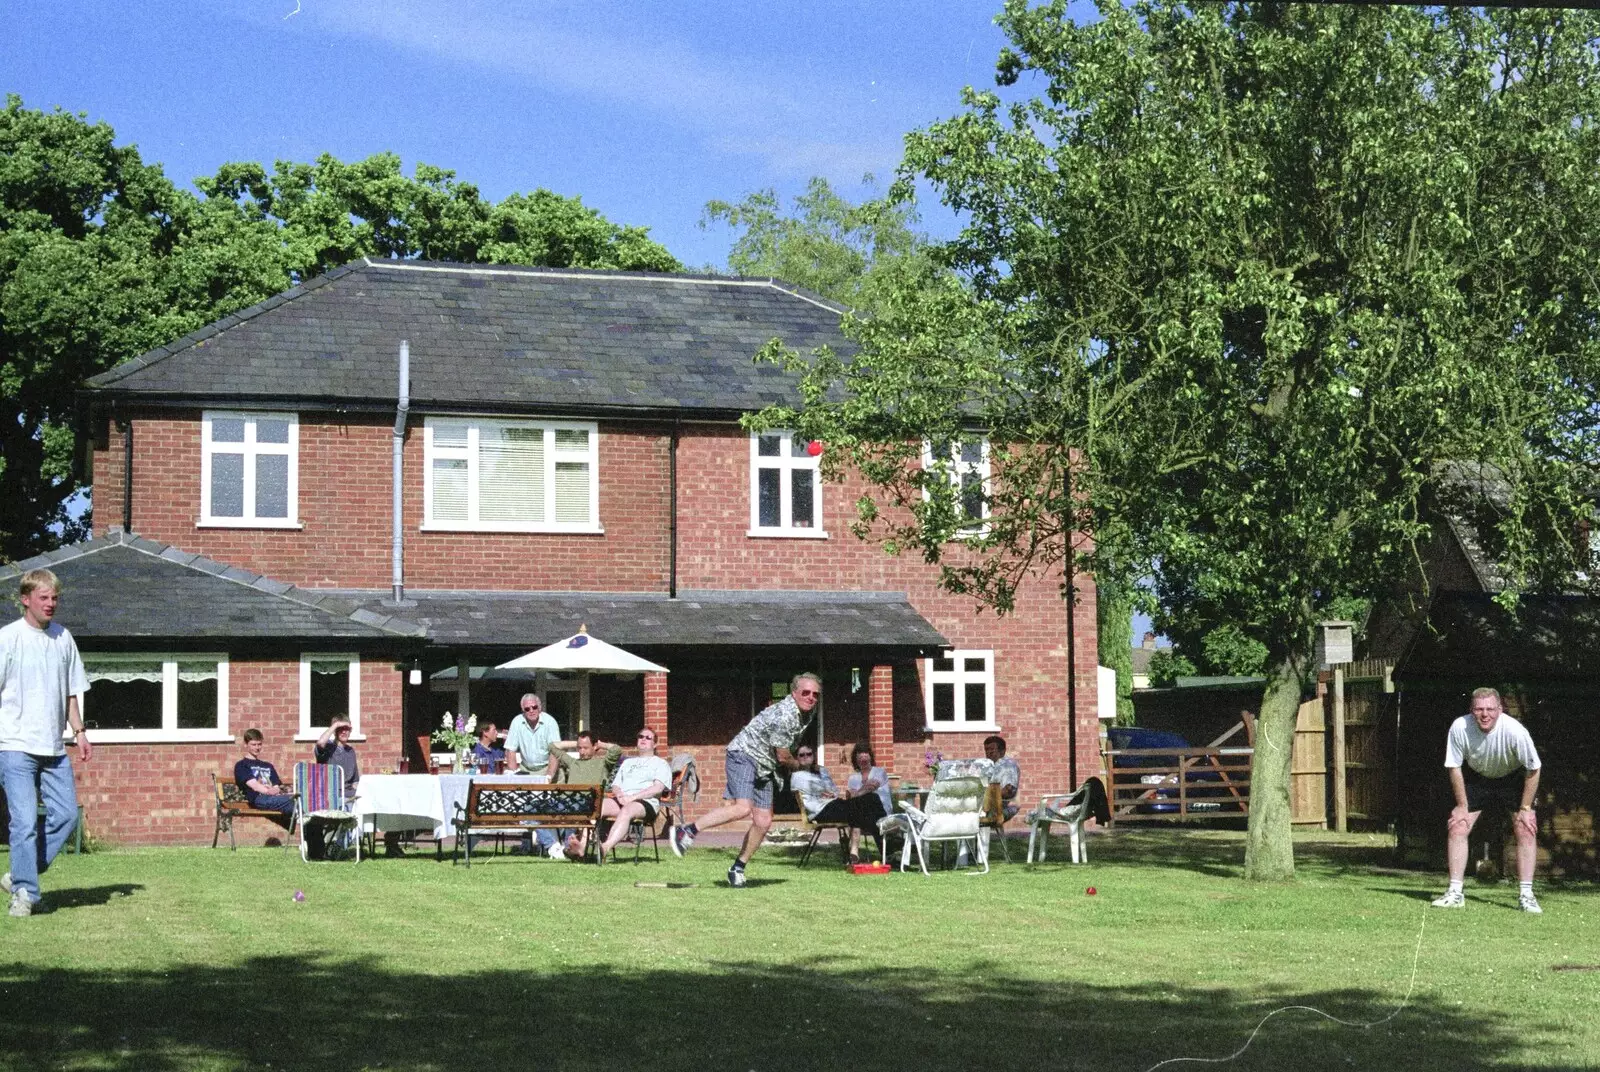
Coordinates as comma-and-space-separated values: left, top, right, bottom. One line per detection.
0, 97, 678, 560
756, 2, 1600, 879
702, 176, 926, 310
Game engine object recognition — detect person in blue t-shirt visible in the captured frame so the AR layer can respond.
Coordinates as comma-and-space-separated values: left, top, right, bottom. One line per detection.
234, 728, 295, 818
471, 720, 505, 770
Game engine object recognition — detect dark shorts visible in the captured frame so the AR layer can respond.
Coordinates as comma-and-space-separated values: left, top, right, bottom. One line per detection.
1462, 767, 1526, 814
723, 750, 779, 810
636, 799, 659, 825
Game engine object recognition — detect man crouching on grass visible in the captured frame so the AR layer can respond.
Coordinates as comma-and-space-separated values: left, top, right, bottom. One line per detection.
1432, 687, 1544, 914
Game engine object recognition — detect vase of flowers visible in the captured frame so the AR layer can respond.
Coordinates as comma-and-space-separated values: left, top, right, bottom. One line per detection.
432, 712, 478, 773
923, 748, 944, 779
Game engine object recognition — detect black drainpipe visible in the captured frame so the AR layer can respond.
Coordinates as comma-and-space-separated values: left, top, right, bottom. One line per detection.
119, 414, 134, 534
668, 421, 680, 598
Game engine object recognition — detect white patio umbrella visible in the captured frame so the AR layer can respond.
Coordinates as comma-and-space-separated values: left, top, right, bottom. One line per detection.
496, 625, 669, 675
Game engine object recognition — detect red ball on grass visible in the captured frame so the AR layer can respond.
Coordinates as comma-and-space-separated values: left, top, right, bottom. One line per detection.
1085, 886, 1097, 896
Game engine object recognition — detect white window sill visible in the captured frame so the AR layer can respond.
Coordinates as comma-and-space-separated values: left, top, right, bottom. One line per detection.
295, 732, 368, 743
79, 731, 237, 744
746, 528, 831, 539
924, 724, 1001, 734
420, 523, 605, 535
198, 519, 304, 529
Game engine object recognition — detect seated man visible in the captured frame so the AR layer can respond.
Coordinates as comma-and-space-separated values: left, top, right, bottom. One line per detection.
471, 721, 505, 771
595, 727, 672, 860
235, 727, 295, 825
557, 731, 623, 860
313, 716, 359, 792
984, 735, 1021, 820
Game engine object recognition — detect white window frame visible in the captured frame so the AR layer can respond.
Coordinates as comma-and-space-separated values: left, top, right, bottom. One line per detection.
748, 430, 828, 538
421, 417, 602, 533
297, 653, 364, 741
923, 648, 998, 732
923, 437, 991, 533
77, 653, 232, 743
199, 411, 301, 528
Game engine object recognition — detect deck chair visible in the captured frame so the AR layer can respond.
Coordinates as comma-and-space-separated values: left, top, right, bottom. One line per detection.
896, 759, 992, 875
294, 762, 361, 863
1025, 778, 1107, 864
793, 790, 853, 867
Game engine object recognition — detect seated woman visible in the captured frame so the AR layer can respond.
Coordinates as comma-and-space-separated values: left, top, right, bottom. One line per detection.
791, 746, 887, 864
595, 727, 672, 860
845, 742, 893, 817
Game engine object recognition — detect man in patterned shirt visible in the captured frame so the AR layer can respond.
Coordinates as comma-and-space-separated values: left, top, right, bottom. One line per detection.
668, 672, 819, 887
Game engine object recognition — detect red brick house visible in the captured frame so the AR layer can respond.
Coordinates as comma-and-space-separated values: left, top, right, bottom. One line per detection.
24, 260, 1098, 846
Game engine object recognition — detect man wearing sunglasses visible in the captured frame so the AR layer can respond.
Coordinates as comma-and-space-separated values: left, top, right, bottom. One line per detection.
504, 693, 562, 856
669, 672, 820, 887
595, 728, 672, 861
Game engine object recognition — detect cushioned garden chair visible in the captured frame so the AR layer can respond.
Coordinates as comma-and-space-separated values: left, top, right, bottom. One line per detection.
895, 759, 993, 876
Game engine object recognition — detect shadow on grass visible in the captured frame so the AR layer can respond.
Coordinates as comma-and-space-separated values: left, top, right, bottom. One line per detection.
0, 952, 1577, 1072
35, 884, 144, 911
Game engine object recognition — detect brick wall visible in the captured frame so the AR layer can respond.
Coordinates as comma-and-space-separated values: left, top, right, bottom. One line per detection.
87, 410, 1099, 838
73, 655, 403, 847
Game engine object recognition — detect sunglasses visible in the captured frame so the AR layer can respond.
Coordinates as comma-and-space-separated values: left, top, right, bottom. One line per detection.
796, 750, 815, 757
796, 688, 820, 698
522, 705, 541, 712
638, 733, 656, 741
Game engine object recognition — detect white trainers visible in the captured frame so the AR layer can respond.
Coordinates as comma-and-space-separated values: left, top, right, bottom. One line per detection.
1519, 891, 1543, 914
1430, 889, 1465, 908
547, 841, 567, 860
668, 825, 694, 857
9, 889, 34, 918
0, 872, 11, 895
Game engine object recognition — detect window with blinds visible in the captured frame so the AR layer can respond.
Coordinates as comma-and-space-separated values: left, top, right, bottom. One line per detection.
423, 419, 599, 532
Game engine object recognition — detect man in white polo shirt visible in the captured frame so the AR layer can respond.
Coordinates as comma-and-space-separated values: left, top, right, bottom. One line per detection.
1, 568, 92, 918
1431, 687, 1543, 913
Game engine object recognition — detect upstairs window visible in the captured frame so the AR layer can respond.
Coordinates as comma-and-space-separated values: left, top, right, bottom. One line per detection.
423, 418, 600, 532
924, 649, 997, 731
749, 431, 825, 537
201, 412, 298, 527
924, 437, 990, 530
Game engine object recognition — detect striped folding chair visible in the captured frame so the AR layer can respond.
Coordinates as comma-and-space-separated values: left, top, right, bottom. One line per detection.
294, 762, 362, 863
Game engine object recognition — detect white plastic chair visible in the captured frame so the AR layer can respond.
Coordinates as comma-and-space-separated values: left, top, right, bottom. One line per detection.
896, 760, 992, 875
1025, 784, 1093, 864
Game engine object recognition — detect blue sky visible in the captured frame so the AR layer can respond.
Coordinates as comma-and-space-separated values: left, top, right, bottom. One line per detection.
5, 1, 1019, 267
6, 1, 1148, 644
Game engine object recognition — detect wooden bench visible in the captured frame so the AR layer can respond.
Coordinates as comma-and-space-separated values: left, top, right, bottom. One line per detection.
212, 772, 296, 850
453, 782, 604, 867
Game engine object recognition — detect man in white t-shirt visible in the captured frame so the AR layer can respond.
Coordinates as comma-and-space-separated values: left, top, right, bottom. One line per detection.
1431, 687, 1543, 914
595, 727, 673, 861
1, 569, 92, 918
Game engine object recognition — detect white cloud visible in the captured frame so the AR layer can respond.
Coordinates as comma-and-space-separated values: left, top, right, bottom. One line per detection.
280, 1, 905, 180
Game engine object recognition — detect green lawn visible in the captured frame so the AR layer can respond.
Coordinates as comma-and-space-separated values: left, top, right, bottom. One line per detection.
1, 829, 1594, 1071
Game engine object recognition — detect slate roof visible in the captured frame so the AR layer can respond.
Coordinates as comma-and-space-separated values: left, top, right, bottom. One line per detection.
0, 532, 425, 643
85, 260, 852, 417
323, 588, 949, 653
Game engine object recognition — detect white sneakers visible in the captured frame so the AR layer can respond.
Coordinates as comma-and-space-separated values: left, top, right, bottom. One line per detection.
8, 889, 34, 918
1430, 886, 1545, 913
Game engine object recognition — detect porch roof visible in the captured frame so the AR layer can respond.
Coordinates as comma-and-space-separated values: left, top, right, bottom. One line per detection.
0, 532, 425, 646
326, 587, 949, 656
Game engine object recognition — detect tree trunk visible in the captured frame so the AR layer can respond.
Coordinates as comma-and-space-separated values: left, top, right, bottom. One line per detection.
1243, 653, 1309, 880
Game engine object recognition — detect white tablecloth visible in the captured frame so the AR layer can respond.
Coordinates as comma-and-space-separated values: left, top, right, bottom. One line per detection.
355, 774, 549, 838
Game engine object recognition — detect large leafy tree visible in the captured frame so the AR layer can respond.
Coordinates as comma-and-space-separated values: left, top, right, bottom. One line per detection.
0, 99, 678, 560
702, 176, 926, 310
759, 2, 1600, 879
